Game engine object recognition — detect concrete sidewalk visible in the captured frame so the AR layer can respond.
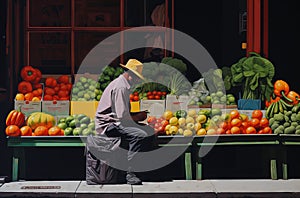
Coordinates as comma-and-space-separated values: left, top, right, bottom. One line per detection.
1, 179, 300, 197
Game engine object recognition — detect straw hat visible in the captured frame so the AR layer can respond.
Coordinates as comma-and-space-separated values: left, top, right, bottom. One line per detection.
120, 59, 145, 80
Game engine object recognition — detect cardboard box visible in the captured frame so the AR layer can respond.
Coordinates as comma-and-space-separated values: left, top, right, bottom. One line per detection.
70, 101, 98, 119
14, 100, 41, 117
42, 100, 70, 116
140, 99, 165, 117
165, 95, 190, 113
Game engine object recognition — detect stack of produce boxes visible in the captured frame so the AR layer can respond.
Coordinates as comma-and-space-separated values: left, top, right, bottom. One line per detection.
70, 73, 99, 119
14, 65, 43, 117
42, 75, 72, 121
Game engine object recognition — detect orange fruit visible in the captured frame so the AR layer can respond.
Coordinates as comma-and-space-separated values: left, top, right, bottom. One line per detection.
259, 118, 269, 128
5, 125, 21, 136
24, 92, 34, 101
230, 118, 242, 127
20, 126, 32, 136
15, 93, 25, 101
249, 118, 260, 129
37, 88, 43, 96
32, 96, 40, 101
32, 90, 40, 97
230, 126, 240, 134
34, 126, 49, 136
216, 128, 225, 135
246, 126, 257, 134
48, 126, 62, 136
252, 110, 263, 120
230, 110, 240, 120
218, 121, 229, 130
263, 126, 272, 134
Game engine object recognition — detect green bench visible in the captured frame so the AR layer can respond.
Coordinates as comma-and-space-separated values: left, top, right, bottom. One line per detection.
7, 136, 193, 181
8, 134, 296, 181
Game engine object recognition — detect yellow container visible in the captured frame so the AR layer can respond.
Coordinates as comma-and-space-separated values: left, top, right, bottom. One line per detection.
70, 101, 99, 119
130, 101, 140, 112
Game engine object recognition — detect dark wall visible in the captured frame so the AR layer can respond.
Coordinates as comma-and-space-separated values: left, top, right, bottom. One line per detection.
174, 0, 246, 82
269, 0, 300, 92
0, 0, 12, 180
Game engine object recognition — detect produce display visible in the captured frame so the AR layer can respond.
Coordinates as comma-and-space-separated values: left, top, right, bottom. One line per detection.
56, 114, 95, 136
71, 76, 98, 101
96, 66, 124, 100
4, 55, 300, 138
43, 75, 72, 101
140, 58, 190, 97
187, 68, 237, 107
16, 65, 43, 101
265, 80, 300, 134
222, 52, 275, 102
147, 108, 271, 136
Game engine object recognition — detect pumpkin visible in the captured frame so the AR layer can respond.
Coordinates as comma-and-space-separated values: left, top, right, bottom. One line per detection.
6, 109, 25, 127
26, 112, 56, 130
6, 125, 21, 136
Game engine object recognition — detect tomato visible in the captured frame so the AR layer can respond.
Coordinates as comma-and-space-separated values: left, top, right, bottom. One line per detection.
246, 126, 257, 134
147, 95, 153, 99
259, 118, 269, 128
230, 126, 240, 134
152, 91, 157, 95
156, 117, 164, 123
147, 116, 156, 124
161, 120, 169, 128
218, 121, 228, 130
252, 110, 263, 120
231, 118, 242, 127
133, 95, 139, 101
147, 91, 152, 96
133, 91, 139, 96
157, 91, 162, 96
249, 118, 260, 129
162, 91, 167, 96
154, 122, 162, 129
154, 95, 161, 100
129, 94, 134, 100
263, 126, 272, 134
257, 129, 264, 134
230, 110, 240, 120
216, 128, 225, 135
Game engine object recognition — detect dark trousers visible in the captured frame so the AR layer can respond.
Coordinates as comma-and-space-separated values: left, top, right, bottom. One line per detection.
105, 123, 157, 172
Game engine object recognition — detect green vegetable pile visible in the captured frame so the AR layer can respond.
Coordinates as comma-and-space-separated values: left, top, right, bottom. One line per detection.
161, 57, 187, 74
224, 52, 275, 102
57, 114, 96, 136
97, 66, 124, 94
270, 104, 300, 134
138, 58, 191, 96
71, 76, 98, 101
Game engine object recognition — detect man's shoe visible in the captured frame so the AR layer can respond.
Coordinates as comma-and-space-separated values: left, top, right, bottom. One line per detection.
126, 172, 142, 185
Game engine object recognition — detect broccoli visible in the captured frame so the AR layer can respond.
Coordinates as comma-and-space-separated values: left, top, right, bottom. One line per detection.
161, 57, 187, 74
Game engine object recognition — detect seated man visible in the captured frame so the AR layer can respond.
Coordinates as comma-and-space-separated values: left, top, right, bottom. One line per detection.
95, 59, 155, 185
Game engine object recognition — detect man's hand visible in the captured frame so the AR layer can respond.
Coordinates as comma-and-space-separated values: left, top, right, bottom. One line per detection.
130, 110, 148, 122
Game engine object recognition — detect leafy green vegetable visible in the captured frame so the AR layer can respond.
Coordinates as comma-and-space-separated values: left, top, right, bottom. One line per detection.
229, 52, 275, 101
161, 57, 187, 74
